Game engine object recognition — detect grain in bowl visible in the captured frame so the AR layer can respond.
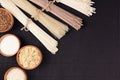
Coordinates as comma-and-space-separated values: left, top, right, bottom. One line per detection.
16, 45, 43, 70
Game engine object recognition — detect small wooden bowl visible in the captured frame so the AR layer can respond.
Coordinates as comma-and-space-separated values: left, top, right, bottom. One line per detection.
0, 34, 21, 57
16, 45, 43, 70
4, 67, 27, 80
0, 8, 14, 33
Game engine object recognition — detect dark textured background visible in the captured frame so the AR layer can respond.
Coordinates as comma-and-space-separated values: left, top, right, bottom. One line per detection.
0, 0, 120, 80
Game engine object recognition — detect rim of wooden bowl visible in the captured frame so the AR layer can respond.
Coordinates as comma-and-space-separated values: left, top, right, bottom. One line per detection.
0, 34, 21, 57
16, 45, 43, 70
4, 67, 27, 80
0, 8, 14, 33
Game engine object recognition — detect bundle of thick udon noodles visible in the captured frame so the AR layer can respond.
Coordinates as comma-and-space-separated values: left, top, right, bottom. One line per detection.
0, 0, 59, 54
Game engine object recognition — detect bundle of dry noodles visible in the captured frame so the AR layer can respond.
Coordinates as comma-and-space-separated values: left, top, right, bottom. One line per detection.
11, 0, 69, 39
30, 0, 83, 30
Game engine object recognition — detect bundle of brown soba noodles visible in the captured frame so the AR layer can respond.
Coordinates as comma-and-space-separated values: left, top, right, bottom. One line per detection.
30, 0, 83, 30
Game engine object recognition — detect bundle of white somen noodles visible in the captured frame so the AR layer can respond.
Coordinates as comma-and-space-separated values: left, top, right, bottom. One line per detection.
57, 0, 96, 16
0, 0, 95, 54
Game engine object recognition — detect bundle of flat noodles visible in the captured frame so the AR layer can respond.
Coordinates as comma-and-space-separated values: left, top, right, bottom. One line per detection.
55, 0, 96, 16
11, 0, 69, 39
30, 0, 83, 30
0, 0, 58, 54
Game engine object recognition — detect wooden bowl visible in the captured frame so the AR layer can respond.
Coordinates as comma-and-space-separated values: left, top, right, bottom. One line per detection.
16, 45, 43, 70
4, 67, 27, 80
0, 34, 21, 57
0, 8, 14, 33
